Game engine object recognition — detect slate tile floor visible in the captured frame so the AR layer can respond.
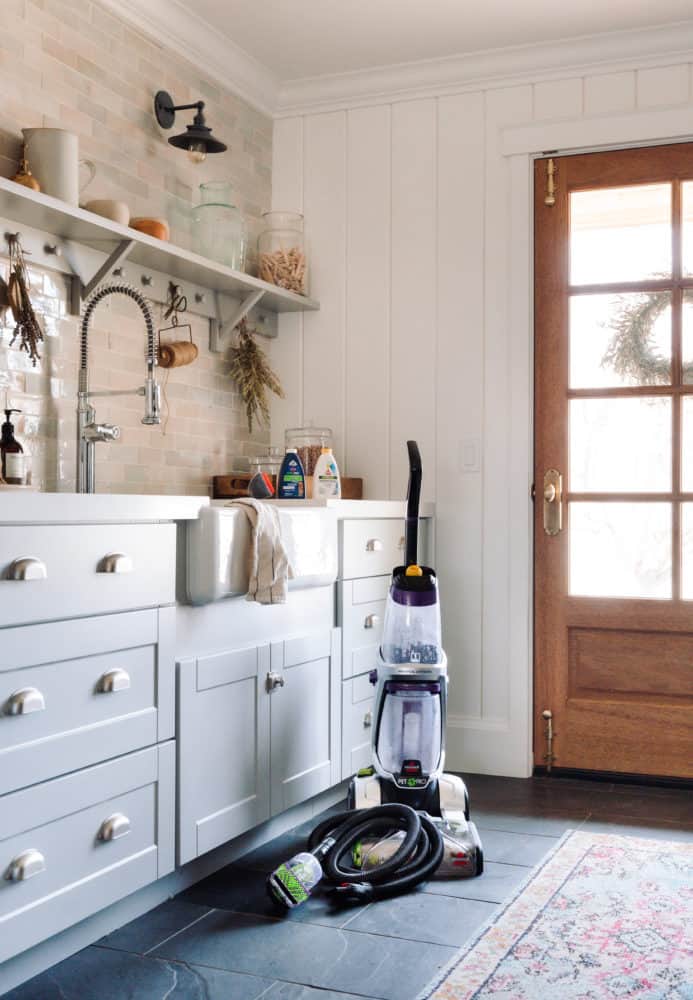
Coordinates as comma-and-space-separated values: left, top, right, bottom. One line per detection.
6, 774, 692, 1000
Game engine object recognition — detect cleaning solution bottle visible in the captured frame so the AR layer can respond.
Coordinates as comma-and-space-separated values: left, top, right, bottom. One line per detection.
1, 409, 26, 485
277, 447, 306, 499
312, 446, 341, 499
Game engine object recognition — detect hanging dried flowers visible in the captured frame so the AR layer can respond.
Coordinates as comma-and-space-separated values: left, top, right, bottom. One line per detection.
229, 317, 284, 431
7, 234, 43, 366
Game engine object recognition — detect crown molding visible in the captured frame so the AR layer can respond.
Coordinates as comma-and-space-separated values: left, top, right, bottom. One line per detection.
96, 0, 279, 116
277, 19, 693, 116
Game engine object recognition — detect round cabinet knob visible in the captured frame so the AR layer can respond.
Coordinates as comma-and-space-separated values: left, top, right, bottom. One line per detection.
4, 687, 45, 716
364, 614, 380, 630
366, 539, 383, 552
5, 849, 46, 882
266, 672, 285, 691
7, 557, 47, 581
363, 711, 373, 728
97, 813, 131, 843
97, 553, 133, 574
97, 669, 131, 694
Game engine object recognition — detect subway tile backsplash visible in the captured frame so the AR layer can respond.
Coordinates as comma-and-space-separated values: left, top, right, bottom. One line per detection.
0, 0, 273, 494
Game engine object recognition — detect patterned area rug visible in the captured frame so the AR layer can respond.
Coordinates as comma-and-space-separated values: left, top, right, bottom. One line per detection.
420, 830, 692, 999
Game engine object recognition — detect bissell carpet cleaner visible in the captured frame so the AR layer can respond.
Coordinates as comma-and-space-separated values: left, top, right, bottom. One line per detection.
268, 442, 482, 908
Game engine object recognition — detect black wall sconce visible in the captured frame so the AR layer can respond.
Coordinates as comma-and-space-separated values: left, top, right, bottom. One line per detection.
154, 90, 227, 163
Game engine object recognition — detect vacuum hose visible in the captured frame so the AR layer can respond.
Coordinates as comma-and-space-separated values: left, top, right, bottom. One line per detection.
267, 804, 444, 908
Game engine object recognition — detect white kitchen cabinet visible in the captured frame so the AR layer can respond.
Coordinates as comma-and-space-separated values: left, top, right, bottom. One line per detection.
341, 671, 376, 777
177, 627, 341, 862
270, 629, 341, 815
177, 643, 271, 865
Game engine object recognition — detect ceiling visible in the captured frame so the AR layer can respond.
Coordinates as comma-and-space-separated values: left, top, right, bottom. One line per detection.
184, 0, 693, 81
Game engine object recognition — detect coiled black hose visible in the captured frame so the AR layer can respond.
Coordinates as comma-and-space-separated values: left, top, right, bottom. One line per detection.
307, 803, 444, 903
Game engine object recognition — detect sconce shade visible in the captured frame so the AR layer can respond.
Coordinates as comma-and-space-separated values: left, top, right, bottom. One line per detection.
154, 90, 227, 157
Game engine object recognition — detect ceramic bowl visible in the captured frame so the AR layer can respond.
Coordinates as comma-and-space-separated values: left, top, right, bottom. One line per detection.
83, 199, 130, 226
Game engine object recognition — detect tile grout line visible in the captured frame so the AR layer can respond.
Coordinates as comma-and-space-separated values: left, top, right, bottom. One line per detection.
143, 908, 218, 956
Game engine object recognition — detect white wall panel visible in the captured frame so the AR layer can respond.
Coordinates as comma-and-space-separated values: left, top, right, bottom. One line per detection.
390, 99, 438, 501
344, 105, 391, 494
302, 112, 347, 461
436, 92, 485, 720
270, 117, 304, 442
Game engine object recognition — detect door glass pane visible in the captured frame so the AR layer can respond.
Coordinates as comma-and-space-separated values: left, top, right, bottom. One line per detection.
570, 502, 671, 598
570, 397, 671, 492
570, 184, 672, 286
680, 397, 693, 492
681, 290, 693, 384
681, 181, 693, 277
681, 504, 693, 599
570, 292, 671, 388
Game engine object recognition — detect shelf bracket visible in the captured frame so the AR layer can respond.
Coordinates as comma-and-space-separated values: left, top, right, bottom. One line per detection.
210, 289, 267, 352
80, 238, 135, 298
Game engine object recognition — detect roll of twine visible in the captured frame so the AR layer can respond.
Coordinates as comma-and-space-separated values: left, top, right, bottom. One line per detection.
158, 340, 198, 368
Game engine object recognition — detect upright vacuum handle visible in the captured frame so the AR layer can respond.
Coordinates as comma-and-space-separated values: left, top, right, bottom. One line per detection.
405, 440, 422, 567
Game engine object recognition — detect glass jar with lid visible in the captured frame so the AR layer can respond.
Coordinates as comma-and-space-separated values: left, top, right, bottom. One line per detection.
258, 211, 308, 295
248, 446, 284, 481
192, 181, 246, 270
285, 427, 332, 477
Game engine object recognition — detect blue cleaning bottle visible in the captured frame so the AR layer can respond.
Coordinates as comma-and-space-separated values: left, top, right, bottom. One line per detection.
277, 447, 306, 499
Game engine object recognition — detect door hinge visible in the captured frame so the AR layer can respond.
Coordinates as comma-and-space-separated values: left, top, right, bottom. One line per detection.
544, 158, 557, 207
541, 709, 556, 772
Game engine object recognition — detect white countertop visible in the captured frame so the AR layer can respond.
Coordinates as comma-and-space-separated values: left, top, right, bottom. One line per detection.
215, 498, 435, 518
0, 492, 433, 524
0, 492, 210, 524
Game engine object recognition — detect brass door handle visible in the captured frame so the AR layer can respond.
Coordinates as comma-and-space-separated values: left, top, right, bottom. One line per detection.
543, 469, 563, 535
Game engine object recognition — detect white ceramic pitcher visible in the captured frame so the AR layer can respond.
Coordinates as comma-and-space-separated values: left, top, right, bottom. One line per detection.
22, 128, 96, 206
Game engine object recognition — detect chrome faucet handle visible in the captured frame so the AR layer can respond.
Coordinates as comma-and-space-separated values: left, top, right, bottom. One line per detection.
83, 423, 121, 443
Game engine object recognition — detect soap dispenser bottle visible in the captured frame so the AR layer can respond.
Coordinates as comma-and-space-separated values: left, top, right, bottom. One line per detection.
1, 409, 25, 485
277, 447, 306, 499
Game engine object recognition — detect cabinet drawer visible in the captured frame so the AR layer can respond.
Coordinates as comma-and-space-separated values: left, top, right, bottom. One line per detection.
0, 523, 176, 627
340, 519, 430, 580
0, 744, 175, 963
338, 577, 389, 679
0, 610, 174, 795
341, 673, 375, 779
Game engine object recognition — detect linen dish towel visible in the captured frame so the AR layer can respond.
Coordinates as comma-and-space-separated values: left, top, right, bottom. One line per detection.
226, 499, 294, 604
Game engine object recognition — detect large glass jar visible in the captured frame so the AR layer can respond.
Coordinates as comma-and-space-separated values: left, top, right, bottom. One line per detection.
192, 182, 246, 270
285, 426, 332, 477
258, 211, 308, 295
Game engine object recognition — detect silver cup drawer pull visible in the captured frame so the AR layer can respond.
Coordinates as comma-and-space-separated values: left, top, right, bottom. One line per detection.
364, 614, 380, 630
365, 539, 383, 552
7, 557, 47, 581
4, 687, 46, 716
98, 553, 133, 574
97, 669, 131, 694
5, 849, 46, 882
98, 813, 131, 843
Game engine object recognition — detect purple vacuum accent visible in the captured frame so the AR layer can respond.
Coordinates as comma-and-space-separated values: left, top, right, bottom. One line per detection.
391, 584, 438, 607
369, 669, 378, 685
384, 681, 441, 694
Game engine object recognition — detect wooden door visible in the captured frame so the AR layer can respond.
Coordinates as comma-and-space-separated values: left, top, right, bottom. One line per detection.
269, 629, 341, 815
534, 144, 693, 779
177, 643, 271, 864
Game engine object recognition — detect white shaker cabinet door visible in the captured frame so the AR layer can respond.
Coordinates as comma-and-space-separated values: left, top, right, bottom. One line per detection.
269, 628, 341, 816
177, 643, 271, 864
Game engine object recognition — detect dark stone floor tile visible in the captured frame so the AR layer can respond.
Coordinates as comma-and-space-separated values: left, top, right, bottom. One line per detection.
238, 831, 307, 872
181, 863, 369, 928
3, 944, 274, 1000
421, 861, 528, 903
471, 805, 588, 835
97, 899, 213, 954
475, 826, 561, 866
152, 909, 456, 1000
580, 817, 693, 843
265, 984, 373, 1000
344, 891, 495, 947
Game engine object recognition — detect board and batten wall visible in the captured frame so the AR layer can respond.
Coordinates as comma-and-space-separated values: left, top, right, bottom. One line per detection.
270, 59, 693, 776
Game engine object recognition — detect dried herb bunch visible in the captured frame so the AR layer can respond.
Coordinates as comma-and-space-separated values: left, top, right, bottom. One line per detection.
229, 317, 284, 431
7, 235, 43, 366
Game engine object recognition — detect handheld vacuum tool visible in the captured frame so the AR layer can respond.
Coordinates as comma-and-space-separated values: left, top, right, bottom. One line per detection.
267, 804, 443, 908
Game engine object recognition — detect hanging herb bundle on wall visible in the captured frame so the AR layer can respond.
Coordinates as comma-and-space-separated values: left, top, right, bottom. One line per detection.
229, 317, 284, 431
4, 235, 44, 366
